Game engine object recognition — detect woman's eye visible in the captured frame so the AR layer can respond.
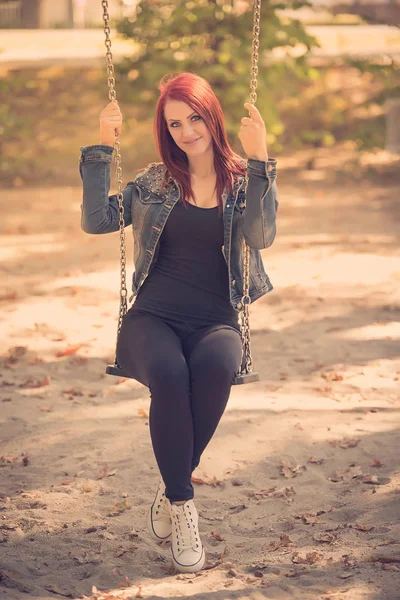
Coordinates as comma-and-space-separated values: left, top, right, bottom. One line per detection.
170, 115, 201, 128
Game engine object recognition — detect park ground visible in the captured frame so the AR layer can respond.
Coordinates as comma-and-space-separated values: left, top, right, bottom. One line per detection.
0, 150, 399, 600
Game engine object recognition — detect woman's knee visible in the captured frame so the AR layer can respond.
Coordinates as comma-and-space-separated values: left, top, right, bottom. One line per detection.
190, 331, 242, 379
147, 354, 190, 390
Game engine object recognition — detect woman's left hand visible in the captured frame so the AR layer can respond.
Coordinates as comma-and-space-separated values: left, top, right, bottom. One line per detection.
238, 102, 269, 162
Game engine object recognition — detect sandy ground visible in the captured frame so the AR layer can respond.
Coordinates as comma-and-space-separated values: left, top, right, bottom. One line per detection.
0, 168, 399, 600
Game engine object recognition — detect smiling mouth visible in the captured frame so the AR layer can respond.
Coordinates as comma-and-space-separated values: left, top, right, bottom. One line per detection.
184, 138, 201, 145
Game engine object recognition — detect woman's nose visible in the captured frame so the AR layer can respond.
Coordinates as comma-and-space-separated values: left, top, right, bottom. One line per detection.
181, 123, 196, 137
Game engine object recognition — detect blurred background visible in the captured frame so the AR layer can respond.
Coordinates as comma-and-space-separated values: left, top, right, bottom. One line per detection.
0, 0, 399, 186
1, 5, 399, 597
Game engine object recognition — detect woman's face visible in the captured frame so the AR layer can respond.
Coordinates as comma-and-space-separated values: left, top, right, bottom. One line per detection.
164, 99, 213, 156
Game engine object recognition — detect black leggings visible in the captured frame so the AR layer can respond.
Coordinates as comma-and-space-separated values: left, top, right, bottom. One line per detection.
116, 308, 242, 502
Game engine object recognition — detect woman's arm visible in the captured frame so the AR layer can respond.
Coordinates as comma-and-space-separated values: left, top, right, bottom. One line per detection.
79, 144, 136, 234
242, 157, 278, 250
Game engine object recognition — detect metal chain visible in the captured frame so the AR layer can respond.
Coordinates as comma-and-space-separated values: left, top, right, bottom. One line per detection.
101, 0, 261, 374
238, 0, 262, 374
102, 0, 128, 366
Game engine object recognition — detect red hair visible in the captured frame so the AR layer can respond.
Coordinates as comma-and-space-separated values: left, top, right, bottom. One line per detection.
153, 72, 246, 210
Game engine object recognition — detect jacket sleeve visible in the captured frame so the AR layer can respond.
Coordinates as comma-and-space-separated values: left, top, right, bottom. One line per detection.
79, 144, 137, 234
242, 157, 278, 250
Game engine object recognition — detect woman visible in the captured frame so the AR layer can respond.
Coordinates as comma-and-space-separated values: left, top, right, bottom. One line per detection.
79, 72, 278, 574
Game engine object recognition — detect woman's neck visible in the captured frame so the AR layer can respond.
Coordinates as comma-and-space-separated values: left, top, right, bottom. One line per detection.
188, 147, 215, 179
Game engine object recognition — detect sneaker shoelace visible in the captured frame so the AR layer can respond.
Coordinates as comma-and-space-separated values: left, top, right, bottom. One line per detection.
155, 487, 170, 521
170, 503, 200, 552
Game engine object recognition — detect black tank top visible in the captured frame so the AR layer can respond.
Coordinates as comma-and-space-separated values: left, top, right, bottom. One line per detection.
132, 200, 239, 331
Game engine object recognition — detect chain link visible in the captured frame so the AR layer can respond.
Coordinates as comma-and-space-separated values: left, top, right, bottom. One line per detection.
238, 0, 262, 375
102, 0, 128, 367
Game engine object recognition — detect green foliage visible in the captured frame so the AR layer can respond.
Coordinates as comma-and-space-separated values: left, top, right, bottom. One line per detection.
115, 0, 319, 151
0, 76, 35, 179
277, 57, 399, 151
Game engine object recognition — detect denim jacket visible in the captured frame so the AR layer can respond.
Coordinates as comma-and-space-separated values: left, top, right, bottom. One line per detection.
79, 145, 278, 311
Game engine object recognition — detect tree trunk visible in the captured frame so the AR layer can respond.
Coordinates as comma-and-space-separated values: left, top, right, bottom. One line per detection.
385, 99, 400, 154
66, 0, 74, 28
21, 0, 41, 28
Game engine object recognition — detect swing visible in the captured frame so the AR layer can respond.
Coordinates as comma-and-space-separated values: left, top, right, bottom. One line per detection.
101, 0, 262, 385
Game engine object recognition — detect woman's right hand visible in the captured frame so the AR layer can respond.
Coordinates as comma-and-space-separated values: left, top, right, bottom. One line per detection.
99, 100, 123, 146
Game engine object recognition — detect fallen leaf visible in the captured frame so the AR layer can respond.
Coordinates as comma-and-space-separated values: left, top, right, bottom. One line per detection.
191, 475, 221, 487
55, 344, 86, 358
321, 372, 344, 381
0, 456, 19, 464
5, 346, 27, 364
0, 381, 15, 387
96, 463, 108, 480
312, 386, 332, 393
62, 388, 84, 396
44, 583, 73, 597
0, 291, 18, 301
247, 486, 296, 502
342, 554, 356, 567
280, 458, 307, 479
28, 357, 45, 365
274, 486, 296, 501
266, 535, 295, 551
362, 474, 389, 485
295, 512, 325, 525
354, 522, 374, 531
107, 499, 131, 517
247, 487, 277, 498
82, 484, 94, 493
210, 531, 224, 541
284, 569, 302, 578
329, 438, 361, 449
292, 551, 321, 564
69, 356, 88, 366
19, 375, 51, 389
228, 504, 248, 513
308, 457, 325, 465
330, 464, 364, 483
313, 532, 337, 543
115, 544, 138, 557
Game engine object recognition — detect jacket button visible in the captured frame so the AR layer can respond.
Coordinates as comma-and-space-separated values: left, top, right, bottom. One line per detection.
231, 279, 236, 286
267, 164, 274, 172
226, 204, 230, 208
236, 302, 243, 310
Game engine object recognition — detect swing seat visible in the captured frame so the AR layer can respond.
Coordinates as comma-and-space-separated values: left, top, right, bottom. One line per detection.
105, 364, 259, 385
233, 371, 259, 385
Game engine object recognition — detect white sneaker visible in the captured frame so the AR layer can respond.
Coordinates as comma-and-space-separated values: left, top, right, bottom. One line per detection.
169, 499, 206, 573
146, 477, 172, 543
